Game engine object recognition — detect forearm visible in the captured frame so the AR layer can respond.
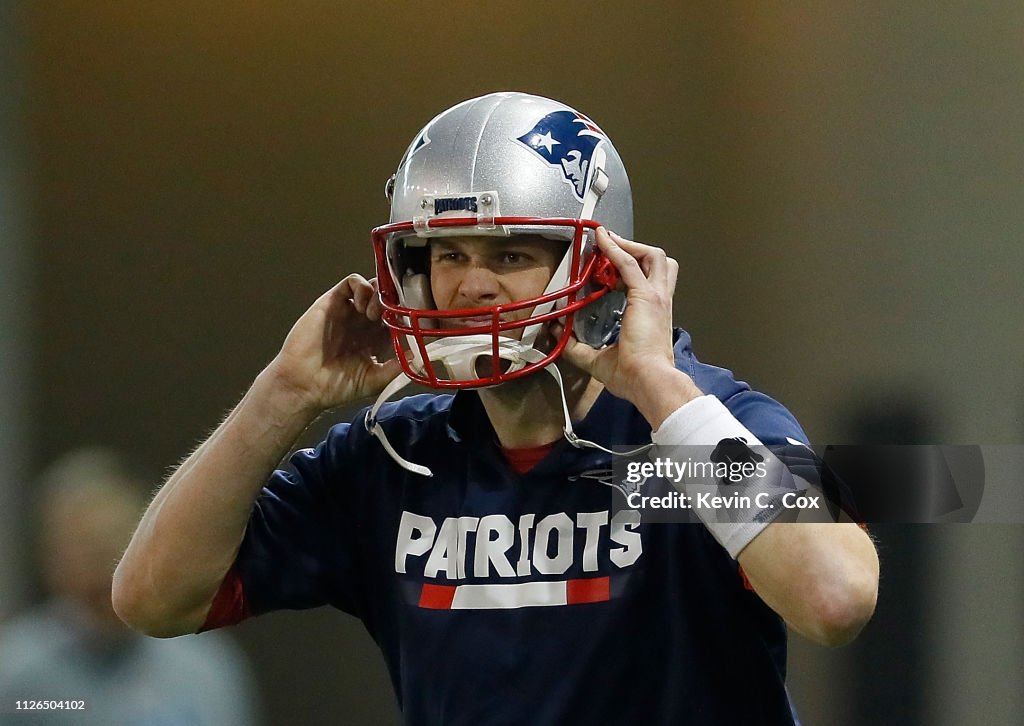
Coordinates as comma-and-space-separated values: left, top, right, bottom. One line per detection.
632, 367, 703, 430
738, 522, 878, 646
643, 375, 879, 645
112, 367, 319, 636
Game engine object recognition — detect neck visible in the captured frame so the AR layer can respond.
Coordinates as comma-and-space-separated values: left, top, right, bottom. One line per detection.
478, 362, 603, 449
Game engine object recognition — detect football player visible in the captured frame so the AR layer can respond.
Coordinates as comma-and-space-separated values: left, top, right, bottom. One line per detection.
114, 92, 878, 724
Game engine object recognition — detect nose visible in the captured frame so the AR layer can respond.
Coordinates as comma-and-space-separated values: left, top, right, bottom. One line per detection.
457, 263, 500, 304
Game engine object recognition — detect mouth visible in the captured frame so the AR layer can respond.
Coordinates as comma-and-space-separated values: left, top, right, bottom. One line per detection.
438, 314, 528, 339
454, 315, 493, 327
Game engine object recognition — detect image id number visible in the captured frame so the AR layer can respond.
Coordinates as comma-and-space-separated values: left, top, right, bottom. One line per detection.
15, 700, 86, 711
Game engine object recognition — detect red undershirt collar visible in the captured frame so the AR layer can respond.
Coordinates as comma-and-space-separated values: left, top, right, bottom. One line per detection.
500, 441, 557, 474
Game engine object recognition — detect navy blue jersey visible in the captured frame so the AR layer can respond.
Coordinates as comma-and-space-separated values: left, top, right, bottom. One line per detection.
228, 330, 808, 725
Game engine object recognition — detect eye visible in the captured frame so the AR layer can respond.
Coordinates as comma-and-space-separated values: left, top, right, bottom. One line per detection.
498, 251, 532, 266
432, 250, 464, 264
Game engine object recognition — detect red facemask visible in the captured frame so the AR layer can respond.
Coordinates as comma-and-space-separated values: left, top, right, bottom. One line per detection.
372, 216, 621, 389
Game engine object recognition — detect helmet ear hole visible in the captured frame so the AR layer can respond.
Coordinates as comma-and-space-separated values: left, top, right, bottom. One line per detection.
389, 241, 430, 296
574, 290, 626, 348
401, 272, 437, 334
401, 272, 434, 310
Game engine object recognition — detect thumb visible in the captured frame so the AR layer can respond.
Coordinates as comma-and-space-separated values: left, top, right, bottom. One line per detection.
366, 351, 410, 389
550, 321, 600, 374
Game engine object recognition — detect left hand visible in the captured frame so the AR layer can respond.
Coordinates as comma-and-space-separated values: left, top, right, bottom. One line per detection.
555, 228, 700, 421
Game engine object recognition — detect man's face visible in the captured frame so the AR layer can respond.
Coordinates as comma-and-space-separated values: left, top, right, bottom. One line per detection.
428, 235, 565, 337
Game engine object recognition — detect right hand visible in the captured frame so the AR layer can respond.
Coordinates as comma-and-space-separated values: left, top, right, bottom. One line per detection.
265, 274, 405, 413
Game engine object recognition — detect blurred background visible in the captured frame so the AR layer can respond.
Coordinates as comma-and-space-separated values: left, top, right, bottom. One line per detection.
1, 1, 1022, 724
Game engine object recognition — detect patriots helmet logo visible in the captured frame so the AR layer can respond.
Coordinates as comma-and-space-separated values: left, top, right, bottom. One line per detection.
398, 126, 431, 170
516, 111, 607, 201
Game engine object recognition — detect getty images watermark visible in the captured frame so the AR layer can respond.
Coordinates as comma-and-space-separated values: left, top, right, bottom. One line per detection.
622, 456, 821, 513
603, 442, 1022, 524
605, 439, 823, 525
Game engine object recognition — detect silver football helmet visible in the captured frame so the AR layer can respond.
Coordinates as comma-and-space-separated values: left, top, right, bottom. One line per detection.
372, 91, 633, 389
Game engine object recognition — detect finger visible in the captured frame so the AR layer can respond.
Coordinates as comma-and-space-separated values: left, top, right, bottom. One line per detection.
666, 257, 679, 295
321, 274, 364, 314
349, 275, 375, 315
299, 279, 356, 342
372, 321, 399, 360
366, 278, 384, 322
595, 227, 649, 290
608, 230, 669, 286
363, 355, 408, 394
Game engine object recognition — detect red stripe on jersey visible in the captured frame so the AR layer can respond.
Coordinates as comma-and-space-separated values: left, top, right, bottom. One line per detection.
566, 576, 610, 604
199, 566, 250, 632
419, 583, 458, 609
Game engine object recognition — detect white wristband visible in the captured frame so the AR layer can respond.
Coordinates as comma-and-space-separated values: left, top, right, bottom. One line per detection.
652, 395, 759, 447
651, 395, 787, 558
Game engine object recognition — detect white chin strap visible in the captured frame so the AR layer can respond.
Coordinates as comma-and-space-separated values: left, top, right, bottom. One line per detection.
364, 334, 652, 477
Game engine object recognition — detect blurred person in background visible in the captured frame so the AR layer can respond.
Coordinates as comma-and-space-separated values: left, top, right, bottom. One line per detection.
0, 447, 261, 725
